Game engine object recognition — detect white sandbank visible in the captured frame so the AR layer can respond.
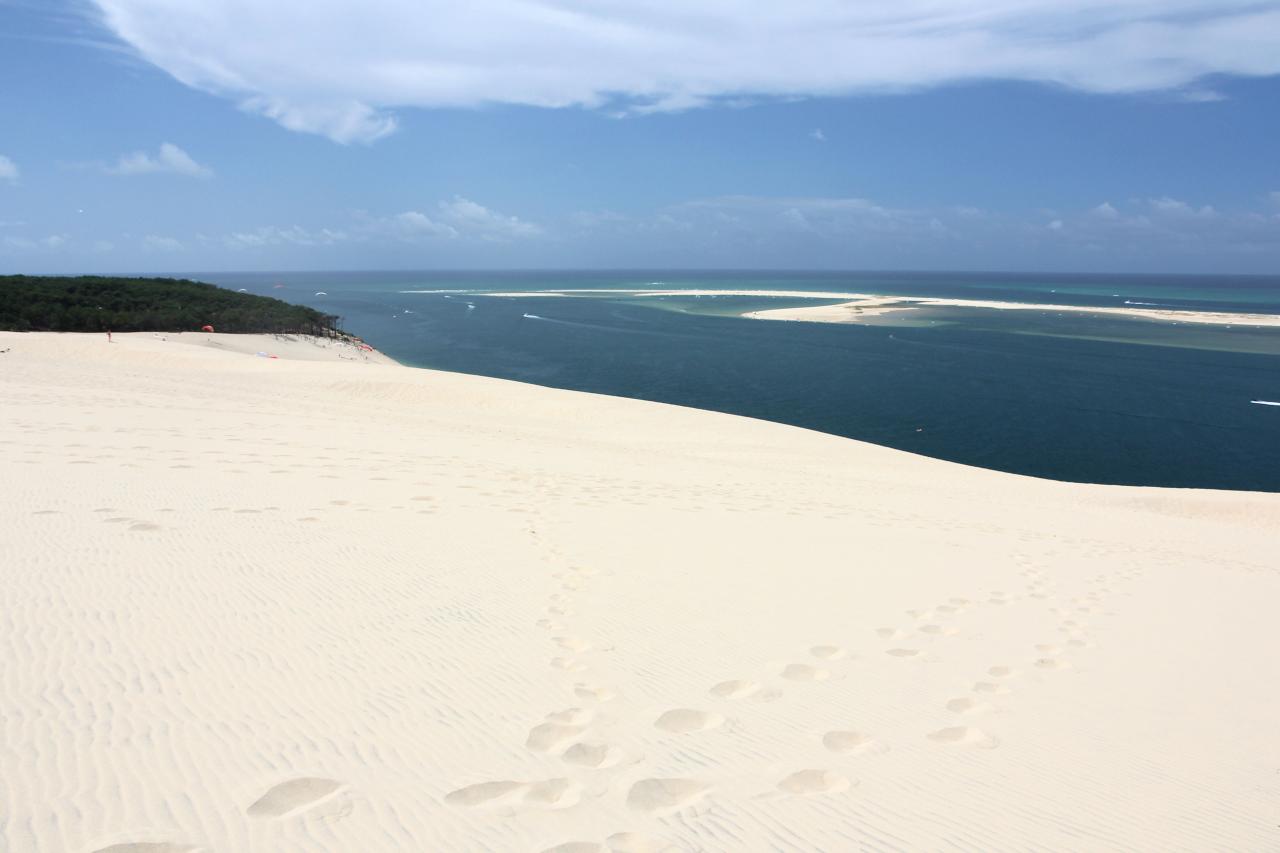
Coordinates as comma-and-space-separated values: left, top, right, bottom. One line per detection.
2, 331, 1277, 851
744, 295, 1280, 327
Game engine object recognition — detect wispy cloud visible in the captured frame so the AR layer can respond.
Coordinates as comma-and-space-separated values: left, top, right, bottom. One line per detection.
363, 197, 542, 242
140, 234, 183, 252
561, 193, 1280, 267
220, 198, 541, 251
0, 154, 18, 183
1, 233, 68, 253
809, 129, 827, 142
90, 0, 1280, 143
108, 143, 212, 178
437, 196, 542, 240
224, 225, 347, 249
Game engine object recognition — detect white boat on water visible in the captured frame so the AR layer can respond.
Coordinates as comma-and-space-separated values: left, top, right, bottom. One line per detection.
1250, 400, 1280, 406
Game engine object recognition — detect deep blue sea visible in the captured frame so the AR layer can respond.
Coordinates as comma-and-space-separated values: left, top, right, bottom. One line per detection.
198, 270, 1280, 492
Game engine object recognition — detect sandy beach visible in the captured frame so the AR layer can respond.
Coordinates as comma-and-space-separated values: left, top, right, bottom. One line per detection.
744, 295, 1280, 327
2, 330, 1278, 852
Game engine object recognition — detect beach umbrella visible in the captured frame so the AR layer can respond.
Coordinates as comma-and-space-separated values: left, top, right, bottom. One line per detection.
201, 324, 215, 332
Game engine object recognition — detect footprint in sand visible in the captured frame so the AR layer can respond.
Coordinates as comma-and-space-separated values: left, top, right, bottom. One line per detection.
777, 769, 853, 795
522, 778, 583, 809
654, 708, 723, 734
626, 778, 711, 815
987, 665, 1017, 678
822, 730, 880, 754
1035, 657, 1072, 670
885, 648, 919, 658
524, 717, 586, 753
810, 645, 846, 660
574, 684, 617, 702
927, 727, 999, 749
128, 522, 161, 531
710, 679, 761, 699
446, 778, 581, 810
246, 777, 344, 818
605, 833, 677, 853
553, 636, 592, 652
550, 657, 587, 672
945, 697, 991, 714
545, 707, 593, 725
445, 780, 523, 807
973, 681, 1011, 695
562, 741, 622, 768
781, 663, 829, 681
542, 835, 673, 853
876, 627, 909, 640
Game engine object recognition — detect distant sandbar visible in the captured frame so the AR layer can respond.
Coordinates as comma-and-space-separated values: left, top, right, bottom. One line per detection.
743, 296, 1280, 327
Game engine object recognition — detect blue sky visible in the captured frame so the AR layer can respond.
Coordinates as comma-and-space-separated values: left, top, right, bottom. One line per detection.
2, 0, 1279, 274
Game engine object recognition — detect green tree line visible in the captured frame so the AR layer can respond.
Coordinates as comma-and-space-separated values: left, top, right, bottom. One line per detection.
0, 275, 341, 335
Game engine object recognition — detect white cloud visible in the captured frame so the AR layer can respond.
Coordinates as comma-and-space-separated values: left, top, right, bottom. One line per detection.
220, 199, 541, 249
386, 211, 458, 240
364, 198, 541, 242
1, 235, 35, 251
1091, 202, 1119, 219
1147, 196, 1218, 218
570, 209, 629, 228
108, 142, 212, 178
141, 234, 183, 252
224, 224, 347, 249
810, 129, 827, 142
90, 1, 1280, 143
0, 155, 18, 182
0, 233, 69, 253
669, 195, 946, 244
438, 196, 542, 239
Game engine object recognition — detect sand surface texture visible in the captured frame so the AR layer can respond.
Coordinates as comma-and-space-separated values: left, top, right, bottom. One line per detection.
2, 331, 1278, 851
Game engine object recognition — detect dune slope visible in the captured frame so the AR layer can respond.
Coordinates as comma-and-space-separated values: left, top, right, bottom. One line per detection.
2, 331, 1277, 852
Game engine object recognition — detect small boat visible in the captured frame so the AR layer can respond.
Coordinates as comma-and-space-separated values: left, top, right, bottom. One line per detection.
1250, 400, 1280, 407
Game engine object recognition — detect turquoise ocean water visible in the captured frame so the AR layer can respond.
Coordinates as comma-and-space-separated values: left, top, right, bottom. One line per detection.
198, 270, 1280, 492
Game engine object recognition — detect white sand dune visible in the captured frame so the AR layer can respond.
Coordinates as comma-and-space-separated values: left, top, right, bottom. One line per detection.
2, 330, 1277, 851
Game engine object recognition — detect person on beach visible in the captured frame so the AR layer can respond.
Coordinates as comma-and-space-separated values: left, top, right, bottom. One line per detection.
106, 330, 112, 343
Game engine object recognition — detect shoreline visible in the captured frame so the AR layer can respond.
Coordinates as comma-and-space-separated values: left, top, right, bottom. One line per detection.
742, 295, 1280, 327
